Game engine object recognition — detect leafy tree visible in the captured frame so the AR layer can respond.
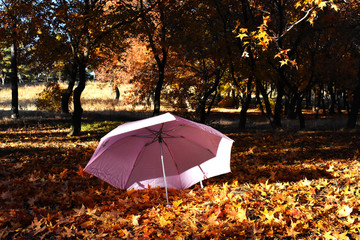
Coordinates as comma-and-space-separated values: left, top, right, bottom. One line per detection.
340, 0, 360, 129
44, 0, 139, 135
136, 0, 175, 115
173, 1, 228, 123
235, 0, 341, 129
0, 0, 35, 118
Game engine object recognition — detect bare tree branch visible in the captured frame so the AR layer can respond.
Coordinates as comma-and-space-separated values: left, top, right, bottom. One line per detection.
277, 8, 313, 40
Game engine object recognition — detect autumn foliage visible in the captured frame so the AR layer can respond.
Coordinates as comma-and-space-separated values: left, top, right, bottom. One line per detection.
35, 81, 70, 112
1, 119, 360, 239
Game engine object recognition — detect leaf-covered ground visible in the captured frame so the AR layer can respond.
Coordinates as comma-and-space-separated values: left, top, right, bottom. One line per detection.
1, 120, 360, 239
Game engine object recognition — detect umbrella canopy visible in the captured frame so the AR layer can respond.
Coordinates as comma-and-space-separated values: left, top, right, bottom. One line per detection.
84, 113, 233, 204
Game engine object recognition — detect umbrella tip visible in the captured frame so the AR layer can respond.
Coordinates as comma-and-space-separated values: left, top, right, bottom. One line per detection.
166, 204, 172, 208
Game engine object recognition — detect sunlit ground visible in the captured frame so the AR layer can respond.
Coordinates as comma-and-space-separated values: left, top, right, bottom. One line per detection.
1, 81, 360, 238
1, 117, 360, 238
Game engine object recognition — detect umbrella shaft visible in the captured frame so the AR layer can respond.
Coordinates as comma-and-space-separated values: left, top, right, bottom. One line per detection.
160, 141, 170, 206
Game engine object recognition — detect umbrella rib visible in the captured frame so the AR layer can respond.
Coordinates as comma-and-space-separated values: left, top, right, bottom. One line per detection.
162, 138, 183, 189
176, 136, 217, 156
124, 139, 155, 189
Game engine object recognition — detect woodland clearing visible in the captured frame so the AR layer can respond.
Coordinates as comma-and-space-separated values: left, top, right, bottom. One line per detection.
1, 82, 360, 239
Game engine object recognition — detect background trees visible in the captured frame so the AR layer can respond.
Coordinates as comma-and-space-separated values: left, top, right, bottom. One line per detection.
0, 0, 36, 119
1, 0, 360, 132
39, 0, 138, 135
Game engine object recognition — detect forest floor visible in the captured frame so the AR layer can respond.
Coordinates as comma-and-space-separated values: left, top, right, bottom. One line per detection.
1, 82, 360, 239
1, 109, 360, 239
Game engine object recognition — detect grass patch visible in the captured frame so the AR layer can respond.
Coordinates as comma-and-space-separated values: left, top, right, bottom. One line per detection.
81, 120, 125, 132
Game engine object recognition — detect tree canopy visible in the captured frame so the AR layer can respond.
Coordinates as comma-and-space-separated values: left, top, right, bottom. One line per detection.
0, 0, 359, 132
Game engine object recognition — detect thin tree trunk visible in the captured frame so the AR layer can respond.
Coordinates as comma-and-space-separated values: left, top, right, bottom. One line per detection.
344, 91, 350, 114
321, 88, 327, 115
153, 62, 165, 116
274, 80, 284, 128
69, 61, 86, 136
207, 90, 218, 116
239, 77, 252, 130
315, 87, 321, 119
328, 82, 335, 115
256, 87, 265, 115
347, 64, 360, 129
297, 96, 305, 129
62, 64, 77, 114
256, 79, 276, 128
286, 94, 297, 119
306, 89, 312, 109
337, 91, 343, 114
10, 42, 19, 119
197, 69, 221, 123
115, 86, 120, 100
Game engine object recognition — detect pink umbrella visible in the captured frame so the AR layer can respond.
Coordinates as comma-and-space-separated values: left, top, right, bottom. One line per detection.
84, 113, 233, 205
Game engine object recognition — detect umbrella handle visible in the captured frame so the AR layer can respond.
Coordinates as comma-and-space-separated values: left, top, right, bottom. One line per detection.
159, 140, 170, 206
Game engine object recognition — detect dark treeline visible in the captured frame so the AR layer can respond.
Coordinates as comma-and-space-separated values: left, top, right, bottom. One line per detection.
1, 1, 359, 134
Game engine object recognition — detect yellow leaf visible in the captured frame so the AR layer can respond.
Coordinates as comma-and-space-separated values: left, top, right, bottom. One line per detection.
73, 205, 86, 217
208, 213, 219, 226
338, 205, 353, 218
334, 231, 350, 240
172, 199, 183, 208
230, 204, 247, 222
343, 216, 355, 225
237, 33, 248, 40
280, 59, 289, 67
159, 216, 171, 227
327, 165, 335, 172
274, 52, 282, 59
286, 220, 300, 237
323, 231, 336, 240
261, 207, 275, 222
132, 215, 140, 226
318, 1, 327, 10
301, 177, 311, 186
239, 28, 248, 33
331, 4, 339, 11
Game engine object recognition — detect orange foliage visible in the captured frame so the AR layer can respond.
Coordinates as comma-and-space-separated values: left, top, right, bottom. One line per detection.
1, 121, 360, 238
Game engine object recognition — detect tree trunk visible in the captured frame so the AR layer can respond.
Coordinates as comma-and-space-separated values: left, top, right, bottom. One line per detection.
347, 65, 360, 129
115, 86, 120, 100
239, 77, 252, 130
207, 90, 218, 115
197, 69, 221, 123
256, 79, 276, 128
306, 89, 312, 109
197, 98, 207, 124
69, 61, 86, 136
328, 82, 335, 115
321, 88, 327, 115
286, 94, 297, 119
297, 96, 305, 129
274, 80, 284, 128
337, 91, 343, 114
315, 87, 321, 119
153, 62, 165, 116
10, 42, 19, 119
344, 91, 350, 114
256, 87, 265, 115
61, 64, 77, 114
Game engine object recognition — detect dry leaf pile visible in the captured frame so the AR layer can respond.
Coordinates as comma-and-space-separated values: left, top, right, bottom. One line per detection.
1, 123, 360, 239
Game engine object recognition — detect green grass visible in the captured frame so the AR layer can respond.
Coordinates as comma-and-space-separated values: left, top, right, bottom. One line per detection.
81, 120, 125, 132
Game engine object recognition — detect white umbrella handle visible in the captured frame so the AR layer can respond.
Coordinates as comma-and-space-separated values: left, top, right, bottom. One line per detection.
159, 139, 170, 206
